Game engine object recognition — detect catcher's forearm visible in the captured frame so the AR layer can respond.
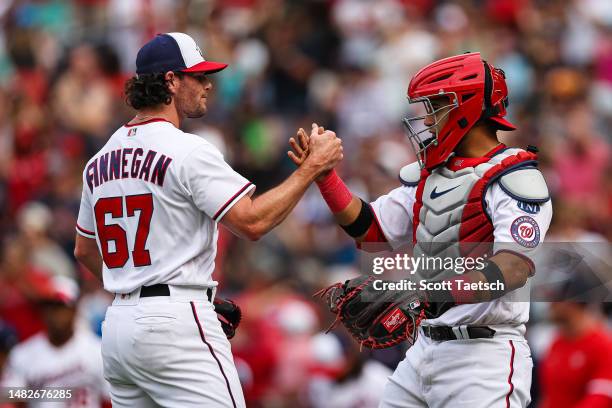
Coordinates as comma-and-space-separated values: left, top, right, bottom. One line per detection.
467, 251, 531, 301
333, 195, 362, 226
431, 253, 532, 306
316, 170, 359, 223
316, 171, 383, 243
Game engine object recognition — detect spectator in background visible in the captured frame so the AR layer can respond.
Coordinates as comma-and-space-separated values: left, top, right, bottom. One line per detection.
307, 331, 392, 408
272, 297, 320, 403
539, 301, 612, 408
0, 237, 48, 340
552, 104, 610, 209
545, 200, 609, 243
0, 320, 17, 378
5, 95, 49, 214
52, 44, 113, 144
17, 201, 75, 279
0, 321, 18, 408
1, 276, 110, 407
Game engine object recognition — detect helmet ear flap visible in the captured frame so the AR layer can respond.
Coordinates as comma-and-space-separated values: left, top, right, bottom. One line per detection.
482, 61, 496, 116
482, 61, 509, 119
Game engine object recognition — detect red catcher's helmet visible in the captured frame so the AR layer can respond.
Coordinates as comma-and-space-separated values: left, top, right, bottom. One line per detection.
403, 52, 516, 170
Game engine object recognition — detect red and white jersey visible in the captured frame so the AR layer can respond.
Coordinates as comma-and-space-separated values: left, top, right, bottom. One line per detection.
370, 146, 553, 327
76, 119, 254, 293
1, 328, 109, 407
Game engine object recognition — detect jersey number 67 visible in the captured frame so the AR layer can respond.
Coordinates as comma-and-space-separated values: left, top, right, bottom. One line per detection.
94, 194, 153, 268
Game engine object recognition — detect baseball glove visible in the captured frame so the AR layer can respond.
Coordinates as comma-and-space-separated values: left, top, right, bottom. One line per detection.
315, 276, 426, 349
214, 298, 242, 339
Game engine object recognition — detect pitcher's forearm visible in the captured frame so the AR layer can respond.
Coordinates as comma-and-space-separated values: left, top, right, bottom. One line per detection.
249, 165, 318, 234
76, 252, 103, 281
224, 125, 343, 240
74, 234, 103, 281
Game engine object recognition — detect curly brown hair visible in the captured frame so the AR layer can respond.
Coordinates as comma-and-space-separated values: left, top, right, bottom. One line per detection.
124, 73, 178, 110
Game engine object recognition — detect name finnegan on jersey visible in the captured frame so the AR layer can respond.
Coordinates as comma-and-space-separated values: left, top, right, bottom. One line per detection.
85, 148, 173, 193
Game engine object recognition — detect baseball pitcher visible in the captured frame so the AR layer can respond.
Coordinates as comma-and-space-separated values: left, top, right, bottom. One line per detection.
74, 32, 342, 407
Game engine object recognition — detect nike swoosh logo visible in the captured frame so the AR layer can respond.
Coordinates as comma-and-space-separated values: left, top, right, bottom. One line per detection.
430, 185, 461, 199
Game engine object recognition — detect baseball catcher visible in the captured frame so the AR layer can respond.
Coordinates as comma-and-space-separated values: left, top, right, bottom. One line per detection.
290, 52, 552, 407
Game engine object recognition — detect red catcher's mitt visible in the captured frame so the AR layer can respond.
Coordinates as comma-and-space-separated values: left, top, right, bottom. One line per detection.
316, 276, 426, 349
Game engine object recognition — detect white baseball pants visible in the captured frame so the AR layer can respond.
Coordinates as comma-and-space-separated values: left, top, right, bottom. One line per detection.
101, 286, 245, 407
379, 328, 532, 408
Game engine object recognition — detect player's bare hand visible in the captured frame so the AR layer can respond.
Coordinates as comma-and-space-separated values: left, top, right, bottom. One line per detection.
304, 123, 343, 177
287, 127, 311, 166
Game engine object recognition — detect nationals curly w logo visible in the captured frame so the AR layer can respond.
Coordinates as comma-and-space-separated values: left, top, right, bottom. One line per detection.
519, 225, 534, 238
511, 216, 540, 248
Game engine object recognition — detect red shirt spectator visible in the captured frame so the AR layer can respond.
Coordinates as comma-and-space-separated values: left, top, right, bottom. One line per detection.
0, 239, 48, 341
540, 303, 612, 408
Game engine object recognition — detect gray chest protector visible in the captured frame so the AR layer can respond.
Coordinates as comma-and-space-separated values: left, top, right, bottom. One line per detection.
399, 147, 549, 280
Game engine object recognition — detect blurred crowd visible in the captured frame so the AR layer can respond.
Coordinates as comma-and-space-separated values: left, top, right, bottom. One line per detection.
0, 0, 611, 407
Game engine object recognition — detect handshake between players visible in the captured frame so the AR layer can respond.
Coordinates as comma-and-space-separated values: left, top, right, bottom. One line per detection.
290, 123, 343, 180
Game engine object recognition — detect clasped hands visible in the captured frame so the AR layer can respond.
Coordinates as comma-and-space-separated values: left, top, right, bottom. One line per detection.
287, 123, 342, 180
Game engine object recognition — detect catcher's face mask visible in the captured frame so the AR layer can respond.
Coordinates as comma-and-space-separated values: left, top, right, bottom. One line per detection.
402, 92, 459, 169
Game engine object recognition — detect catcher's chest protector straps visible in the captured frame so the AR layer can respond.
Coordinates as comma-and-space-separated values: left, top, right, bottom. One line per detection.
411, 148, 539, 262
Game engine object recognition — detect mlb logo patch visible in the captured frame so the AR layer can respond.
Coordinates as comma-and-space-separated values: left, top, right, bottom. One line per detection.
127, 128, 138, 137
382, 308, 408, 333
